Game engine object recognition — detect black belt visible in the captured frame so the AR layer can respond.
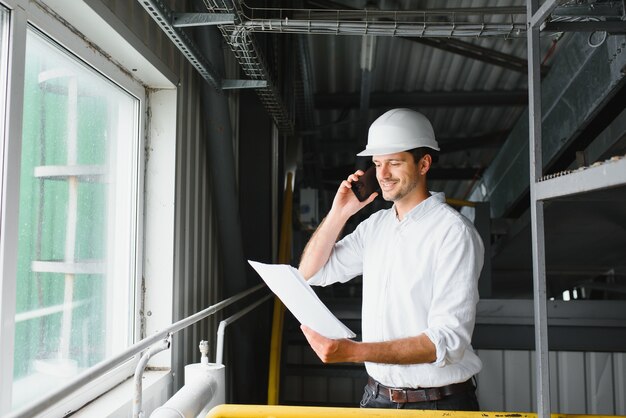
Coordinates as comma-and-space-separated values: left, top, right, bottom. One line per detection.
367, 376, 475, 403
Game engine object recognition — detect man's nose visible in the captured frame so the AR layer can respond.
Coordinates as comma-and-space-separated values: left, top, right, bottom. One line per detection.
378, 165, 390, 178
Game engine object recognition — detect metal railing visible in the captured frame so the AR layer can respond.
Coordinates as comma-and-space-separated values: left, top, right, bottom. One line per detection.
216, 294, 273, 365
6, 283, 266, 418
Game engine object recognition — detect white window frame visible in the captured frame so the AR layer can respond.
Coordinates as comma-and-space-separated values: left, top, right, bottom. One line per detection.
0, 0, 177, 415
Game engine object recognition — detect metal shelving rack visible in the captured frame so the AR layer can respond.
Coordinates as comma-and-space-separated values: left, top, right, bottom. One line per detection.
526, 2, 626, 418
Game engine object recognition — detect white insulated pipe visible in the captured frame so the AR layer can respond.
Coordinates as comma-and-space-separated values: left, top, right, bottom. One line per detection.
215, 294, 272, 365
149, 363, 225, 418
149, 295, 270, 417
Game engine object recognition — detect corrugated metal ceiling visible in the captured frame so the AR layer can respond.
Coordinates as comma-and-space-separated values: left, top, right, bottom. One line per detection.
301, 0, 560, 198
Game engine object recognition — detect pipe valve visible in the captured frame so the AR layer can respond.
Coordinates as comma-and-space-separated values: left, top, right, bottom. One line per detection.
199, 340, 209, 365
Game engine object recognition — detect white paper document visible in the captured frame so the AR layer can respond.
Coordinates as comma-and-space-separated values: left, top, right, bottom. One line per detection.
248, 260, 356, 339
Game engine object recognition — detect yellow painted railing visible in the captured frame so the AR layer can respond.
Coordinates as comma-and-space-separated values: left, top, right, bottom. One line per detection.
446, 198, 476, 208
267, 171, 294, 405
207, 404, 624, 418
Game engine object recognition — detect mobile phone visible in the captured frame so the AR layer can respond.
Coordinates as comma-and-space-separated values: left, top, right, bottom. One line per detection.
351, 165, 379, 202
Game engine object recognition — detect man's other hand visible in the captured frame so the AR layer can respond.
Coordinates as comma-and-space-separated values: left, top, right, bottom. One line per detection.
300, 325, 359, 363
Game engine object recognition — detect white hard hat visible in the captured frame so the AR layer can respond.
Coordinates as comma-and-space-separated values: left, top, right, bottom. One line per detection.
357, 108, 440, 156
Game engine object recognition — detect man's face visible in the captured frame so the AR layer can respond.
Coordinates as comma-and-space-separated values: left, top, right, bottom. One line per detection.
372, 151, 421, 202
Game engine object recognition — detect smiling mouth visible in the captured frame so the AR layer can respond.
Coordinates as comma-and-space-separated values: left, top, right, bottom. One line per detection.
380, 181, 397, 190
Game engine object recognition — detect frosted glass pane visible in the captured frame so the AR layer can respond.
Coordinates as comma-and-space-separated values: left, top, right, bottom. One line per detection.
12, 28, 139, 409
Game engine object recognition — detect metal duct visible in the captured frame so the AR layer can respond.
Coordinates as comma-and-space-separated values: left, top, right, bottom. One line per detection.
296, 35, 315, 130
192, 23, 247, 306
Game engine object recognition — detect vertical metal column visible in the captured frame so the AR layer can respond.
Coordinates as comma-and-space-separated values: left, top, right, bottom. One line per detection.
527, 1, 553, 417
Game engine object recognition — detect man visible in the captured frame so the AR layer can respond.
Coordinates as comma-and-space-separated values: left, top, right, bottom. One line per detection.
298, 108, 484, 410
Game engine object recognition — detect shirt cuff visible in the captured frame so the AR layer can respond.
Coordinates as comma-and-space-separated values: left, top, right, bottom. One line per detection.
306, 269, 326, 286
423, 329, 447, 368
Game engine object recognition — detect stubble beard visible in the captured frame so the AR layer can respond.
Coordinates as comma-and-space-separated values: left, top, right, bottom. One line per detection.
381, 176, 420, 202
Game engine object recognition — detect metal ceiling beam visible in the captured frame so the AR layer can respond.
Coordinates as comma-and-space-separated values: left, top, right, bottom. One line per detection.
428, 167, 484, 180
406, 37, 549, 75
544, 21, 626, 33
529, 0, 561, 29
316, 131, 509, 153
552, 1, 625, 17
222, 80, 267, 89
314, 90, 527, 109
171, 13, 235, 27
439, 131, 509, 153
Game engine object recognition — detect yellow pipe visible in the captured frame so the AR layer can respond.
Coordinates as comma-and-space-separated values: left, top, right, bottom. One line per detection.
445, 198, 477, 208
267, 298, 284, 405
207, 404, 624, 418
267, 171, 294, 405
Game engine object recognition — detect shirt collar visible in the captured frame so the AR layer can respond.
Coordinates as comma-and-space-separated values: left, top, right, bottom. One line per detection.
393, 191, 446, 223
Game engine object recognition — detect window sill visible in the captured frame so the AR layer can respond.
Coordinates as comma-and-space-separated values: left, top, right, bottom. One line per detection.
71, 369, 172, 417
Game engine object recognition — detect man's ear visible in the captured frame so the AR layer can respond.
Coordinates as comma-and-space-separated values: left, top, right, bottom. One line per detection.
420, 154, 432, 176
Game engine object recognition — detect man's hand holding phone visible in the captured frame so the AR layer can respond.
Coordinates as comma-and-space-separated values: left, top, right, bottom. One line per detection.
329, 166, 379, 221
351, 165, 380, 202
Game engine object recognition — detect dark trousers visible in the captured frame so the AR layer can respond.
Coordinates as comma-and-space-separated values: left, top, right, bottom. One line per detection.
360, 383, 480, 410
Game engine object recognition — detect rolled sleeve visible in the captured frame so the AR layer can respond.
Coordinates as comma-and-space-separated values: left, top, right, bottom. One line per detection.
425, 223, 484, 367
423, 328, 454, 368
307, 265, 332, 286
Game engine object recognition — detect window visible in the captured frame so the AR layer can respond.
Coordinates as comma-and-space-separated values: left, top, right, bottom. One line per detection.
11, 27, 140, 409
0, 5, 7, 149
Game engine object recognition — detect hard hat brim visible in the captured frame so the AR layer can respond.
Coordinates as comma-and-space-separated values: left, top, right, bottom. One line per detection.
356, 144, 440, 157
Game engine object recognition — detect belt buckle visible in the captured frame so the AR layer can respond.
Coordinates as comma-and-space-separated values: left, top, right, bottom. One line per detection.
430, 387, 442, 401
388, 388, 408, 403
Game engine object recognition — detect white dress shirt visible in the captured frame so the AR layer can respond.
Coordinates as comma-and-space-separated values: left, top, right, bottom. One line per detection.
308, 192, 484, 388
